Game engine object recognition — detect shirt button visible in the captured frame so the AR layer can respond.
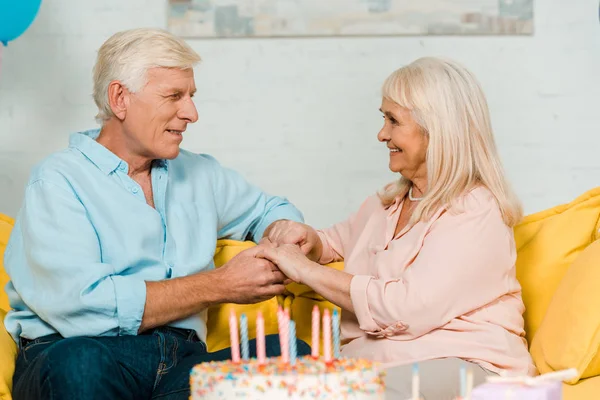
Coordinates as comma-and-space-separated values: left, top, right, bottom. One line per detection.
118, 164, 126, 171
131, 187, 139, 194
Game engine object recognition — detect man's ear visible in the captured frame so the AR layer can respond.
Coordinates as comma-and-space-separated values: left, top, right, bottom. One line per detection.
107, 80, 130, 121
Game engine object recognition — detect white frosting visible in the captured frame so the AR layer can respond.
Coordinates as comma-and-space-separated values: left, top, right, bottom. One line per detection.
190, 356, 385, 399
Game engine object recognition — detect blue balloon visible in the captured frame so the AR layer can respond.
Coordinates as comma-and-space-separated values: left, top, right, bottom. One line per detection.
0, 0, 42, 46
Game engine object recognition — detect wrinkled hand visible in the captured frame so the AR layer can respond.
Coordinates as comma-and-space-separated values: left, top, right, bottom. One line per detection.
256, 244, 315, 285
261, 220, 323, 261
218, 244, 288, 304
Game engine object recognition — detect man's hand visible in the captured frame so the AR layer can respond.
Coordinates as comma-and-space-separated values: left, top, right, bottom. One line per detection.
261, 220, 323, 262
140, 244, 287, 333
216, 244, 288, 304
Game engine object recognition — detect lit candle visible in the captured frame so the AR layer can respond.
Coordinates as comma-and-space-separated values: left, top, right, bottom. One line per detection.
332, 308, 340, 359
412, 363, 420, 400
323, 308, 332, 363
240, 313, 249, 361
289, 320, 297, 366
311, 305, 320, 358
229, 309, 240, 363
256, 311, 266, 365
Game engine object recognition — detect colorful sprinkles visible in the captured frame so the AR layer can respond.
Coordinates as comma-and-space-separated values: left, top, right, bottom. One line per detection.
190, 356, 385, 399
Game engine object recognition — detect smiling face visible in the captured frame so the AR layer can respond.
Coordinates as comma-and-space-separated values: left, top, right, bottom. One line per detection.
377, 97, 429, 180
120, 67, 198, 160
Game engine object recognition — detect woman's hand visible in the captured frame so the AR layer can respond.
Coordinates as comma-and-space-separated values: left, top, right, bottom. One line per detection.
256, 244, 316, 284
261, 220, 323, 262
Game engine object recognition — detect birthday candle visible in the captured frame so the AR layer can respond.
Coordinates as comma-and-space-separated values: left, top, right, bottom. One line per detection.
460, 365, 466, 398
332, 308, 340, 359
229, 309, 240, 363
280, 310, 289, 364
412, 363, 420, 400
466, 368, 473, 400
311, 305, 320, 358
240, 313, 249, 361
256, 311, 266, 365
323, 308, 332, 363
289, 320, 297, 366
277, 306, 284, 356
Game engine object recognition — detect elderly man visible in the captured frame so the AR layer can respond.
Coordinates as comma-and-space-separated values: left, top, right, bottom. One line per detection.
4, 28, 309, 400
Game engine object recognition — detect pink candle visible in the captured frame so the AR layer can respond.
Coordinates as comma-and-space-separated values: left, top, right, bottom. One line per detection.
311, 305, 320, 358
256, 311, 266, 365
323, 308, 332, 363
277, 308, 290, 364
277, 307, 284, 355
229, 309, 240, 363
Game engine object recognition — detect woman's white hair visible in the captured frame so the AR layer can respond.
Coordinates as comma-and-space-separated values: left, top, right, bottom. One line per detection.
93, 28, 201, 124
379, 57, 523, 227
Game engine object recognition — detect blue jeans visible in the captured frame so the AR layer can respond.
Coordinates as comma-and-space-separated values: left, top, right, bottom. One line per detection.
12, 326, 311, 400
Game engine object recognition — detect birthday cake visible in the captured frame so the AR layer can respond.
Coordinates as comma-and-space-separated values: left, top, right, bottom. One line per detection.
190, 356, 385, 399
190, 307, 385, 399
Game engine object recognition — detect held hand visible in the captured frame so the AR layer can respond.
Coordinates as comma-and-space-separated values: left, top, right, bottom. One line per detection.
256, 244, 315, 285
218, 245, 287, 304
262, 220, 323, 261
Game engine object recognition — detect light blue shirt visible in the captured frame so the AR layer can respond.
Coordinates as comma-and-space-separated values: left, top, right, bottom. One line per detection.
4, 129, 303, 343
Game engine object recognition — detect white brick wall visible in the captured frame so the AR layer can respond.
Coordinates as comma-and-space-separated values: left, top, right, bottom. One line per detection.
0, 0, 599, 228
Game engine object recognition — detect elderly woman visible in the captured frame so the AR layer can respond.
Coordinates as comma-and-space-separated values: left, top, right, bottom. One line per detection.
259, 57, 536, 398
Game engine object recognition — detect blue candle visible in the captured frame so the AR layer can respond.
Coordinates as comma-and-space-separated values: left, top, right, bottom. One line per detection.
332, 309, 340, 359
240, 313, 249, 361
289, 320, 297, 366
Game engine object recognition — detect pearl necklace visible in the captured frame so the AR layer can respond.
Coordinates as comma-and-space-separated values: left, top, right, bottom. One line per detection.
408, 187, 424, 201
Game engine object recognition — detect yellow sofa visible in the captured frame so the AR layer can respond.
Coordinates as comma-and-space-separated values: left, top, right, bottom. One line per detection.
2, 187, 600, 399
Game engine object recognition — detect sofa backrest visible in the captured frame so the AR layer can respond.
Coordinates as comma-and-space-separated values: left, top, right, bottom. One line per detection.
513, 187, 600, 345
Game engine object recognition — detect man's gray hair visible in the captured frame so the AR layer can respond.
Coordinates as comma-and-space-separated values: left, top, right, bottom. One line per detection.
92, 28, 201, 124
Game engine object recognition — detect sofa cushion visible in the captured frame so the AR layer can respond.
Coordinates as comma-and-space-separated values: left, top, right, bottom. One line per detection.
514, 187, 600, 346
0, 215, 15, 399
0, 308, 16, 399
0, 214, 14, 313
530, 238, 600, 383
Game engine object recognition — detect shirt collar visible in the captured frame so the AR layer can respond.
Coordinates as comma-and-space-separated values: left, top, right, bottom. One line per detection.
69, 129, 168, 175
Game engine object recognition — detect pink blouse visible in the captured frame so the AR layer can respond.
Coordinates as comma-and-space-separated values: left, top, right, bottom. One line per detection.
317, 187, 536, 375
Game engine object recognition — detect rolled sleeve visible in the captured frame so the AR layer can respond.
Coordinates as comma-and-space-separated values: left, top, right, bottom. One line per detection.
317, 231, 338, 264
316, 197, 379, 265
209, 155, 304, 242
350, 275, 380, 333
112, 276, 147, 336
252, 202, 304, 240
